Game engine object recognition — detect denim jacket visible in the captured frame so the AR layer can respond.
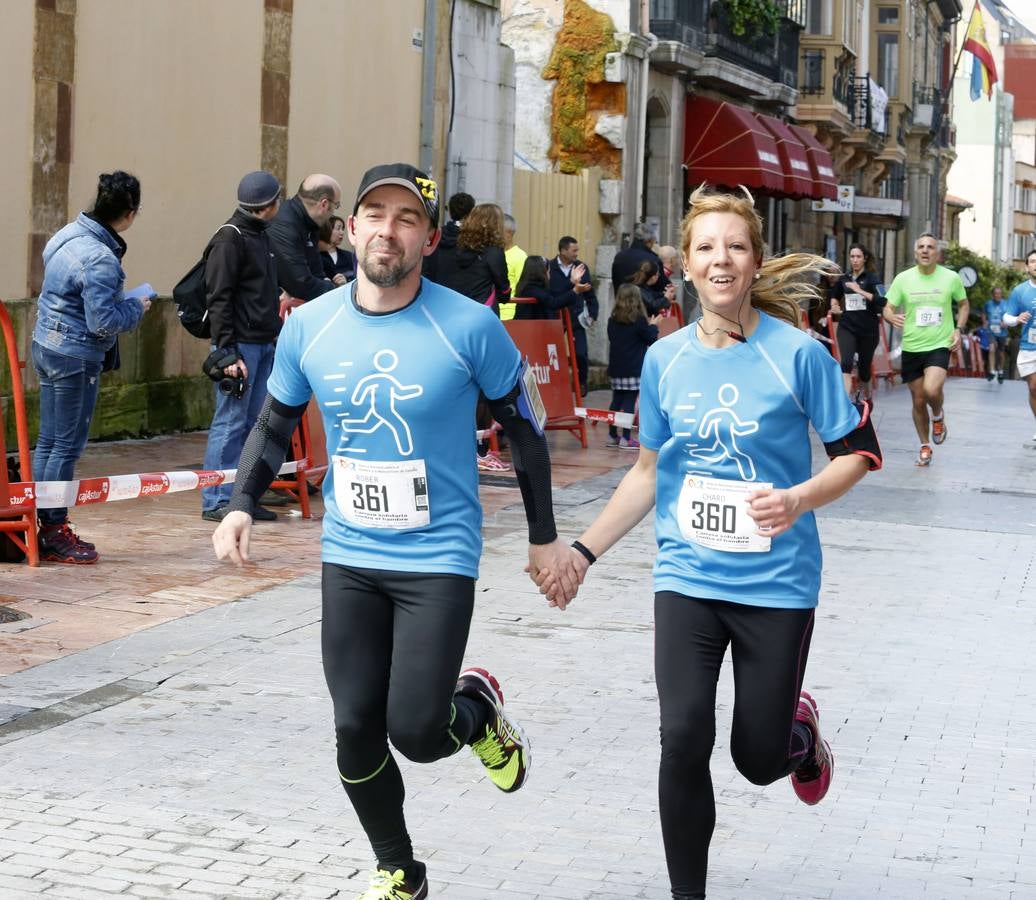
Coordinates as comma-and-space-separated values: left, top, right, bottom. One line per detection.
33, 213, 144, 363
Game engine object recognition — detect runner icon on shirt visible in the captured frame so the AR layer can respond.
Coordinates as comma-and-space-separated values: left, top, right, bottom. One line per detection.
338, 349, 423, 455
686, 383, 760, 481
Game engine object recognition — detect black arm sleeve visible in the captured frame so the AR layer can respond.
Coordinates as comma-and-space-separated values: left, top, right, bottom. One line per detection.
226, 394, 308, 516
823, 398, 882, 471
487, 381, 558, 545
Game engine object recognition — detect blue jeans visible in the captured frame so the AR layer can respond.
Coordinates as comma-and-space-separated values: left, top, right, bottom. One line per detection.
31, 342, 103, 526
201, 342, 276, 510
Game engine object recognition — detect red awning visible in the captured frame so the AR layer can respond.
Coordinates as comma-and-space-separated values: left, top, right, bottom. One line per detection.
684, 96, 785, 194
788, 124, 838, 200
755, 114, 816, 199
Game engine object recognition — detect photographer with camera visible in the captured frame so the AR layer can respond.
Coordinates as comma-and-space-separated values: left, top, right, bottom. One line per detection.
200, 170, 285, 522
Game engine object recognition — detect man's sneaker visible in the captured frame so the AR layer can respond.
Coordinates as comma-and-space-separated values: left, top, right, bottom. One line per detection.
931, 417, 947, 444
916, 444, 933, 467
619, 437, 641, 451
357, 866, 427, 900
456, 667, 530, 793
66, 522, 95, 552
201, 505, 229, 522
477, 450, 511, 472
605, 435, 620, 449
997, 372, 1005, 384
38, 523, 99, 565
789, 690, 833, 806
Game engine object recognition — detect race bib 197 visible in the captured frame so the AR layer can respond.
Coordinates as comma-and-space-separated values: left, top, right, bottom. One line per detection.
915, 307, 942, 327
677, 475, 772, 553
333, 456, 430, 530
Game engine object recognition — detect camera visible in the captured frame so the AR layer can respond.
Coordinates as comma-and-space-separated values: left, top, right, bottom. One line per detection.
202, 347, 249, 400
218, 374, 247, 399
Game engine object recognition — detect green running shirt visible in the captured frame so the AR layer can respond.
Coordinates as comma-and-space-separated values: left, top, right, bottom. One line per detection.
885, 265, 967, 353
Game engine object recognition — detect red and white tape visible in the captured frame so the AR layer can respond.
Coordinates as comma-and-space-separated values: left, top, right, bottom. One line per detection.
3, 460, 307, 511
574, 407, 637, 429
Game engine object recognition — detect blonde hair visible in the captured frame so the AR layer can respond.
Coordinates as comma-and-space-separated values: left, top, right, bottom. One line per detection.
681, 185, 834, 328
611, 283, 647, 324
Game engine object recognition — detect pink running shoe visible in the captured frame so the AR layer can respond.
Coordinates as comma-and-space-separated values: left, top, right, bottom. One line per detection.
619, 437, 640, 451
789, 690, 833, 806
476, 450, 511, 472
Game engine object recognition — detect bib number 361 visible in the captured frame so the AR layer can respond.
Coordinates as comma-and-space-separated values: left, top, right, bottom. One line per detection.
333, 456, 430, 529
677, 475, 772, 553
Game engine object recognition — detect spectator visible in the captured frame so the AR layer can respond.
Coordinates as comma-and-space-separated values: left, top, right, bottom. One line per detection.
632, 259, 674, 317
268, 174, 342, 301
500, 213, 528, 321
605, 283, 659, 450
657, 243, 686, 318
32, 170, 151, 564
436, 202, 511, 314
513, 255, 562, 320
200, 170, 285, 523
611, 221, 671, 293
548, 236, 598, 398
423, 191, 473, 283
318, 215, 355, 284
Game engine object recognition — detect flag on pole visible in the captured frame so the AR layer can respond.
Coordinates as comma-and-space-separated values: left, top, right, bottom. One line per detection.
964, 1, 998, 101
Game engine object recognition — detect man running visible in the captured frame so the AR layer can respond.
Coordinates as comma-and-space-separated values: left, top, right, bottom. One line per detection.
1003, 249, 1036, 444
983, 286, 1009, 383
212, 162, 579, 900
883, 233, 969, 466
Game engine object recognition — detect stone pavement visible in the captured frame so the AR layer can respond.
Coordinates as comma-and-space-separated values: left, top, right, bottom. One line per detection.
1, 377, 1034, 899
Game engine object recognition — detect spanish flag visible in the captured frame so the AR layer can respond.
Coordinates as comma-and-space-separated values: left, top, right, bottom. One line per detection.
964, 1, 998, 101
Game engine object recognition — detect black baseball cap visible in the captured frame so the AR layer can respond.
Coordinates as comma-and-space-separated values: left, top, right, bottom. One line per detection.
353, 163, 440, 225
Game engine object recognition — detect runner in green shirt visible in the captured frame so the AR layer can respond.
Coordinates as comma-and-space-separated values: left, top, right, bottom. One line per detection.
883, 232, 968, 466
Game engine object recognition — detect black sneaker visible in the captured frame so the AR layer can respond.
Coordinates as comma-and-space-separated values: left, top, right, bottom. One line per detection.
997, 372, 1005, 384
201, 506, 229, 522
38, 523, 99, 565
986, 372, 995, 382
260, 489, 291, 507
252, 506, 278, 522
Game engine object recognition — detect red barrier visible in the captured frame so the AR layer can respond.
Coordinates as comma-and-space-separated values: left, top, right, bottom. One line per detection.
0, 299, 39, 565
505, 302, 586, 447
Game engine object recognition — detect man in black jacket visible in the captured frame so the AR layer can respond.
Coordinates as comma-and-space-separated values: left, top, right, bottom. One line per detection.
201, 171, 284, 521
423, 191, 472, 283
611, 222, 671, 293
269, 174, 343, 301
548, 235, 598, 398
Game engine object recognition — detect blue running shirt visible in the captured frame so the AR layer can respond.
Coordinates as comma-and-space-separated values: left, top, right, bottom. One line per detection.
638, 311, 861, 609
984, 298, 1008, 338
1005, 281, 1036, 351
267, 280, 521, 578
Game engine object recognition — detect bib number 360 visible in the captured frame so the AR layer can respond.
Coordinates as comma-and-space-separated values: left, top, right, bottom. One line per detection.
677, 475, 772, 553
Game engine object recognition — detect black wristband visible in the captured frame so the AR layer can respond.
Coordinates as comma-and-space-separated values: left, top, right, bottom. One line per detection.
571, 540, 597, 565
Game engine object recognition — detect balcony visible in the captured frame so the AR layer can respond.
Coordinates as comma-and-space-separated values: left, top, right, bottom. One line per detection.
650, 0, 709, 52
705, 1, 800, 87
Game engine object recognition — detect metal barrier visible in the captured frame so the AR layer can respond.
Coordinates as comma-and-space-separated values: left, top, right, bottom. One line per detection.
0, 299, 39, 565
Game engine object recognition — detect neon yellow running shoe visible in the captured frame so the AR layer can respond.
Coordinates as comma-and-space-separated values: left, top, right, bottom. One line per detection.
457, 666, 530, 793
357, 866, 427, 900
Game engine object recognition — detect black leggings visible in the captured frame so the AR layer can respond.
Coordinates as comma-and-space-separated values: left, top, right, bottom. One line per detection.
609, 389, 638, 440
321, 563, 488, 872
655, 593, 816, 900
836, 327, 880, 382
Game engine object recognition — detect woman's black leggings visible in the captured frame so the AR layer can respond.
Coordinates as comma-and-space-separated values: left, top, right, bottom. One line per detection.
321, 563, 488, 873
609, 389, 638, 439
655, 593, 817, 900
836, 327, 880, 382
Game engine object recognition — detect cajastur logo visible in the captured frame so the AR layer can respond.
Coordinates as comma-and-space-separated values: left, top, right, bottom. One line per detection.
196, 471, 225, 488
76, 478, 109, 505
5, 486, 34, 506
139, 474, 170, 496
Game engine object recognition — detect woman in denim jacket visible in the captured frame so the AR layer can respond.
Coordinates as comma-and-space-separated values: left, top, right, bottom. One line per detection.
32, 171, 151, 563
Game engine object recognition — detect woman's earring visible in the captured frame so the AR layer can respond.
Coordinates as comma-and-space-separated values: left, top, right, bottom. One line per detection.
753, 272, 761, 280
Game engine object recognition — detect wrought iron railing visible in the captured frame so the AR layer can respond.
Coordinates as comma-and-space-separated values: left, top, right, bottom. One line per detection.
649, 0, 710, 51
800, 49, 824, 94
848, 75, 871, 129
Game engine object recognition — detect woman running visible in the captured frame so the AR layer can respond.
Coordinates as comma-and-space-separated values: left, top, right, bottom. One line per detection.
533, 186, 881, 900
832, 243, 885, 401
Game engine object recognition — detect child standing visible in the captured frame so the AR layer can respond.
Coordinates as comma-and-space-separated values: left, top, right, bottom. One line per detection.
607, 283, 660, 449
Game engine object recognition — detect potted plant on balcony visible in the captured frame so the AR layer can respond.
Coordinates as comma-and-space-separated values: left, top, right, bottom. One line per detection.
718, 0, 782, 37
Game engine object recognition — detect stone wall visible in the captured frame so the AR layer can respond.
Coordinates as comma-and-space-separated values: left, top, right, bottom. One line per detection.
1, 297, 215, 450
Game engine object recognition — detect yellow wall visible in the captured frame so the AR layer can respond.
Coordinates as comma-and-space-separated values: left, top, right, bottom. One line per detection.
288, 0, 426, 213
0, 1, 35, 299
70, 0, 264, 294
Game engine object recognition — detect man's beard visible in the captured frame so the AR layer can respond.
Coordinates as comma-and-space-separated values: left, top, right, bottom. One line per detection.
360, 247, 417, 287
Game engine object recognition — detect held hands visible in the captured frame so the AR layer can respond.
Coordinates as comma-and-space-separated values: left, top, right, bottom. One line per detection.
745, 487, 802, 539
212, 510, 254, 567
524, 540, 587, 611
332, 274, 348, 286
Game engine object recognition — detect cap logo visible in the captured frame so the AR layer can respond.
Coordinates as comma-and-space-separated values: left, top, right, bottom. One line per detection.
415, 176, 438, 204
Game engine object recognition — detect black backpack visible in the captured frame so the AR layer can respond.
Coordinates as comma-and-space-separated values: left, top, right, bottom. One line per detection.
172, 223, 242, 339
